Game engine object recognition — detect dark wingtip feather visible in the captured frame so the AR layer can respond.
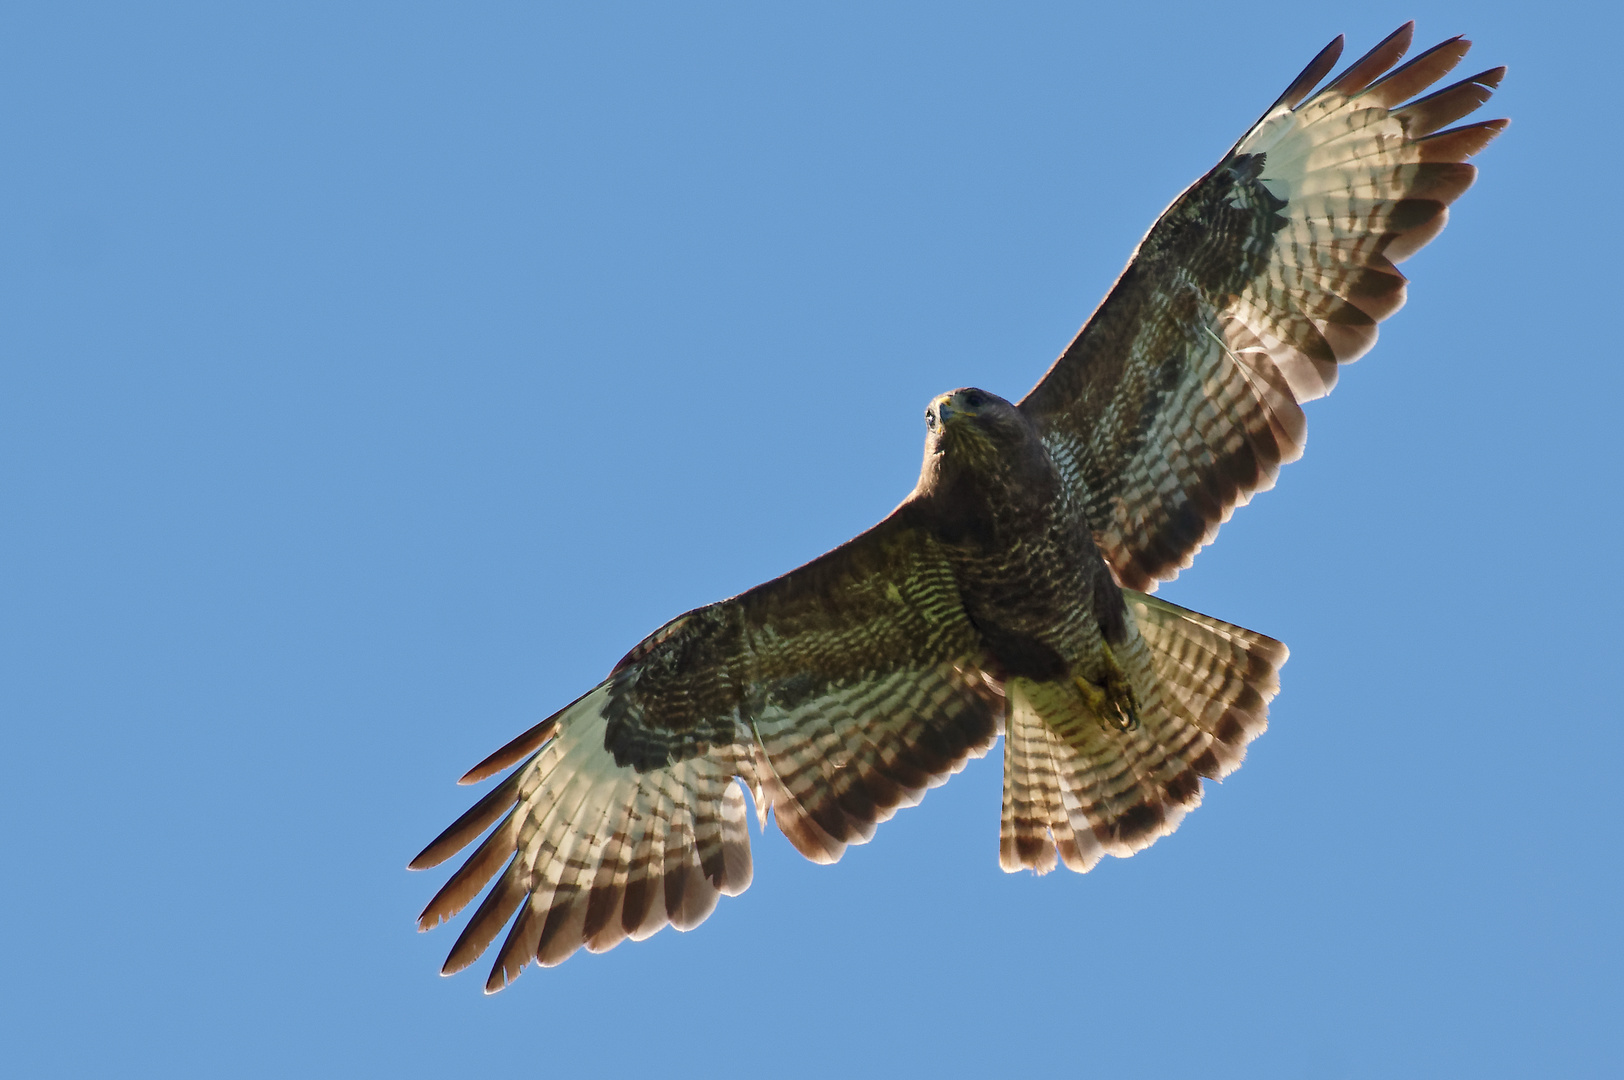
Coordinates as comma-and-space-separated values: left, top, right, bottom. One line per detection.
484, 901, 543, 993
416, 815, 520, 930
1416, 118, 1509, 162
409, 763, 531, 870
1383, 200, 1451, 264
1407, 161, 1479, 204
459, 715, 560, 785
1324, 22, 1413, 96
1393, 67, 1507, 138
1277, 34, 1345, 109
536, 893, 592, 967
1363, 35, 1472, 107
442, 872, 528, 977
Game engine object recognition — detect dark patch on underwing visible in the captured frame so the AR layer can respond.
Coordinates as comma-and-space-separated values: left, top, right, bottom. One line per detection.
603, 604, 744, 771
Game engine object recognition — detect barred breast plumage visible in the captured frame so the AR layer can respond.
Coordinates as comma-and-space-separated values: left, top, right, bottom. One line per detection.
411, 23, 1502, 990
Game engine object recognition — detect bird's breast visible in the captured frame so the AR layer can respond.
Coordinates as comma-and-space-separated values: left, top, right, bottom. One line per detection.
944, 502, 1116, 677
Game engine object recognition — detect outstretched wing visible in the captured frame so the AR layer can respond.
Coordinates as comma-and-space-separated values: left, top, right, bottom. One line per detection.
409, 506, 1002, 990
1020, 24, 1506, 591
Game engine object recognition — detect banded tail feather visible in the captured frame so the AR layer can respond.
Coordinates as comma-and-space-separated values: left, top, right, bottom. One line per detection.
410, 25, 1500, 990
1000, 593, 1286, 874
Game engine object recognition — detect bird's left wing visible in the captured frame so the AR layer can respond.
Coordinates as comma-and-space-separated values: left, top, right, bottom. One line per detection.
409, 505, 1001, 989
1020, 24, 1505, 591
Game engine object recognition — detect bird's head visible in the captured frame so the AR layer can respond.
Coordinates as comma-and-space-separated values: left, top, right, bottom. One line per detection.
914, 385, 1053, 523
922, 387, 1026, 462
916, 384, 1051, 494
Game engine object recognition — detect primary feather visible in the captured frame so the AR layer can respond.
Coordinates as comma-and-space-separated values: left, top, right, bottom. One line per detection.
1021, 23, 1505, 591
412, 24, 1503, 989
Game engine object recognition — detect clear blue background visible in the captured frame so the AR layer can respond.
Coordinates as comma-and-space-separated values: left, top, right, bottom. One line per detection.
4, 3, 1617, 1077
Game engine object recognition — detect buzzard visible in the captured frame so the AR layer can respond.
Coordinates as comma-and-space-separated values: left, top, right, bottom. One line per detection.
411, 24, 1504, 991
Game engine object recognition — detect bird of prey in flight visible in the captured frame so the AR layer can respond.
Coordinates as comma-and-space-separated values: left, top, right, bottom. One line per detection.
410, 23, 1505, 992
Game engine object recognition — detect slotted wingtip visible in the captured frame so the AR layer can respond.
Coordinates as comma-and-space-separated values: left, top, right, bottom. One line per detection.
406, 835, 449, 871
413, 888, 458, 930
1324, 22, 1414, 97
1443, 116, 1511, 159
1278, 33, 1346, 108
458, 715, 560, 784
407, 821, 473, 871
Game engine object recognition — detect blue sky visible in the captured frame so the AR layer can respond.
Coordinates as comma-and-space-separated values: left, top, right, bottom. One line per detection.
3, 3, 1619, 1077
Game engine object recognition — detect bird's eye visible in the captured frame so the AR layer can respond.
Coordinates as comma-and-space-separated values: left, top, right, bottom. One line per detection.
925, 409, 936, 429
964, 390, 984, 408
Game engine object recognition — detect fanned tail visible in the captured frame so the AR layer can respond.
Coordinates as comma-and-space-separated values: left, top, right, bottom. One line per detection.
1000, 593, 1287, 873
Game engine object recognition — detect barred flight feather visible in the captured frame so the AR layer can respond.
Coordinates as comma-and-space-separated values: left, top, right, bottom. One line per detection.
1021, 21, 1505, 591
412, 25, 1499, 987
415, 511, 1006, 989
422, 687, 762, 991
750, 662, 1004, 863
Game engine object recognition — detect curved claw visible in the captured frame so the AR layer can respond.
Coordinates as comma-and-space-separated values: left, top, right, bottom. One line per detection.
1073, 642, 1140, 732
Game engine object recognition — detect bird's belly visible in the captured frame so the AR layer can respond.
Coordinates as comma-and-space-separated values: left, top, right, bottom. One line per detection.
951, 539, 1109, 682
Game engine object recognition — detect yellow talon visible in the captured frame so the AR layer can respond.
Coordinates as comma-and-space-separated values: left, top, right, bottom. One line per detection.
1072, 674, 1108, 712
1075, 642, 1140, 732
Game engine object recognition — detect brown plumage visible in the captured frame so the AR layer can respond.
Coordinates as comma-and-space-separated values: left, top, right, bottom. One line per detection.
411, 23, 1504, 990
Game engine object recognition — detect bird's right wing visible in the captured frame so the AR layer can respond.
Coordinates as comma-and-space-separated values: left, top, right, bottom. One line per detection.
409, 505, 1003, 990
1019, 24, 1505, 591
